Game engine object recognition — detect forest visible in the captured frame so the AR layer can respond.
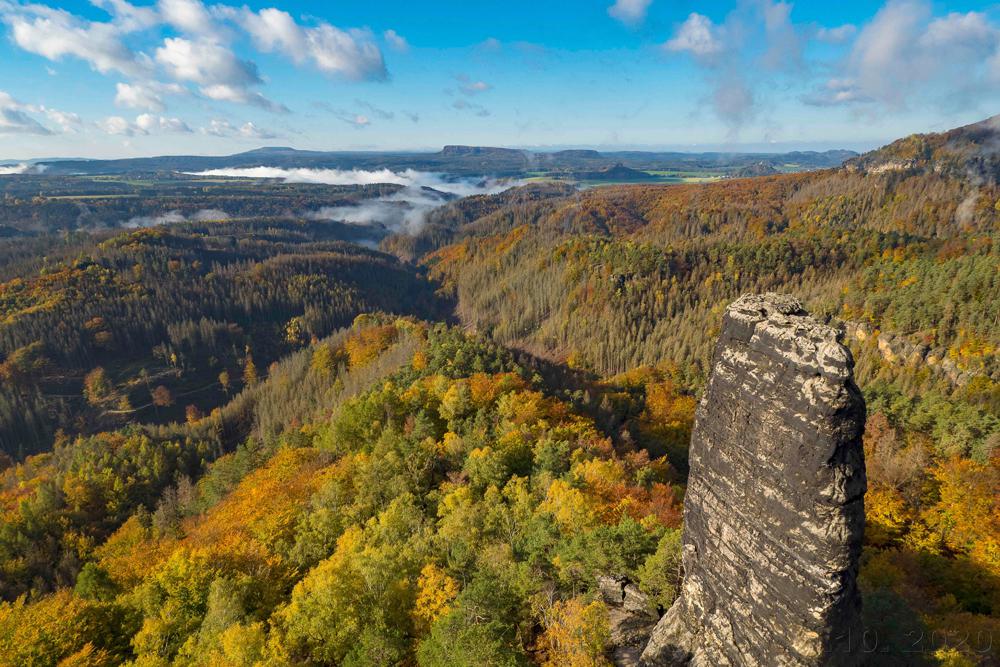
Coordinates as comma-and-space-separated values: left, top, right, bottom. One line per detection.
0, 218, 449, 459
0, 118, 997, 666
0, 175, 404, 235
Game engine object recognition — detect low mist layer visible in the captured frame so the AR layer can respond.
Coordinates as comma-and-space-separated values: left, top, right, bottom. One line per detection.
190, 166, 517, 233
125, 209, 230, 228
0, 164, 31, 175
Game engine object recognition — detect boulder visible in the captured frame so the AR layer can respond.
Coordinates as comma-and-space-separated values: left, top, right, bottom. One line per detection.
599, 575, 659, 667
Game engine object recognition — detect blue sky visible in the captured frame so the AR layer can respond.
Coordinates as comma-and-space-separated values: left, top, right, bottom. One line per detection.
1, 0, 999, 158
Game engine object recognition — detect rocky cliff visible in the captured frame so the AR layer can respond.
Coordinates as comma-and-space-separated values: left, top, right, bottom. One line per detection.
844, 114, 1000, 184
640, 294, 867, 666
843, 320, 977, 387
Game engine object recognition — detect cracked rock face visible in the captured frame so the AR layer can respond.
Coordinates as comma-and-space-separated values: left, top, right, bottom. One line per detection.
640, 294, 867, 667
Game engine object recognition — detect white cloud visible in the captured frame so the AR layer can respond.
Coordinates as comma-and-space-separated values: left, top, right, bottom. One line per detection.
456, 75, 492, 96
203, 118, 233, 136
801, 78, 871, 106
100, 113, 191, 135
0, 90, 53, 135
1, 2, 149, 77
156, 37, 256, 87
200, 118, 276, 139
1, 0, 392, 121
849, 0, 928, 106
100, 115, 141, 135
114, 81, 186, 111
237, 121, 275, 139
712, 77, 755, 126
222, 6, 387, 80
136, 113, 192, 133
318, 100, 393, 128
201, 84, 287, 112
383, 29, 409, 53
663, 11, 756, 130
158, 0, 219, 37
664, 13, 724, 58
304, 25, 385, 80
42, 106, 81, 132
919, 11, 995, 56
133, 114, 157, 132
223, 7, 302, 56
816, 0, 1000, 108
658, 1, 1000, 131
760, 0, 802, 71
91, 0, 157, 32
155, 37, 287, 112
608, 0, 652, 27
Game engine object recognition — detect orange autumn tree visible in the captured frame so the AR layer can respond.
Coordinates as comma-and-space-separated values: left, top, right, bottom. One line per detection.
344, 323, 399, 368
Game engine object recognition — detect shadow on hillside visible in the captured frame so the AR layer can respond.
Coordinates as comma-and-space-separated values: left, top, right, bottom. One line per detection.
861, 545, 1000, 666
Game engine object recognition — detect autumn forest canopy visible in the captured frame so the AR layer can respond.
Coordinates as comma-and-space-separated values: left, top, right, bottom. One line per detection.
0, 116, 999, 666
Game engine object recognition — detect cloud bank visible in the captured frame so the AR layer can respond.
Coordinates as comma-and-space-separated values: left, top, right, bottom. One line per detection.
189, 167, 517, 233
219, 6, 387, 81
0, 0, 391, 119
0, 163, 32, 174
661, 0, 1000, 134
806, 1, 1000, 109
189, 166, 504, 195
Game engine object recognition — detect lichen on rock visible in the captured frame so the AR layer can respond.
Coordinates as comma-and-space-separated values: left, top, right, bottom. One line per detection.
639, 293, 867, 667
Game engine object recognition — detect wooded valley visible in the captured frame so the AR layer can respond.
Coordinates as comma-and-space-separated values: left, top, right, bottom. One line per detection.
0, 118, 997, 666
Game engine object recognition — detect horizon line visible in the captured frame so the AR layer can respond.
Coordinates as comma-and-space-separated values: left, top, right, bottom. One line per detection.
1, 140, 883, 165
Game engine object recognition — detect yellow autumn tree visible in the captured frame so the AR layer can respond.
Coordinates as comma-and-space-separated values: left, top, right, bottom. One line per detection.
243, 352, 259, 387
865, 485, 913, 548
921, 456, 1000, 575
539, 597, 611, 667
0, 590, 130, 665
412, 564, 459, 635
540, 479, 597, 534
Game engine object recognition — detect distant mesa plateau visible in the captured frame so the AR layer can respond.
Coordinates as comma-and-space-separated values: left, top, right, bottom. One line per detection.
1, 144, 858, 181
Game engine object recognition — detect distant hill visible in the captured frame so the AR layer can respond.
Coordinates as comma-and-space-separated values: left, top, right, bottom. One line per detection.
551, 149, 602, 160
730, 161, 781, 178
30, 145, 857, 177
439, 145, 528, 158
846, 115, 1000, 183
574, 163, 659, 181
239, 146, 331, 157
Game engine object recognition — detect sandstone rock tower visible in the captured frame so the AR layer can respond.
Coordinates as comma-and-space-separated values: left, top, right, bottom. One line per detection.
640, 294, 867, 666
